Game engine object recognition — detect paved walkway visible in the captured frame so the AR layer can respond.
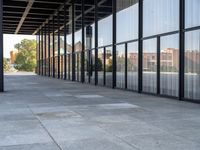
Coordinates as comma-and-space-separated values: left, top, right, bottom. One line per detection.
1, 72, 200, 150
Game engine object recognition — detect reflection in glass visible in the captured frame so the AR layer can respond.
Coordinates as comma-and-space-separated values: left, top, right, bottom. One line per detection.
75, 53, 81, 82
84, 51, 89, 83
75, 30, 82, 81
84, 0, 95, 49
116, 44, 125, 89
117, 0, 138, 43
160, 34, 179, 97
143, 39, 157, 93
105, 46, 113, 87
185, 0, 200, 28
98, 16, 113, 47
98, 0, 113, 47
90, 50, 95, 84
67, 54, 71, 80
143, 0, 179, 37
98, 48, 104, 86
127, 42, 138, 91
185, 30, 200, 100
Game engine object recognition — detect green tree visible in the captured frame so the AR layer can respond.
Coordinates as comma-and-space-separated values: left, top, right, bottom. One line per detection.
14, 39, 36, 72
3, 58, 10, 72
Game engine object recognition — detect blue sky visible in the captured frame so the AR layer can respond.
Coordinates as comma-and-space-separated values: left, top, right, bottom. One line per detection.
3, 34, 36, 58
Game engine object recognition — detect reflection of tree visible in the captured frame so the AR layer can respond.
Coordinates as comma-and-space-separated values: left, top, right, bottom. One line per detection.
117, 56, 125, 71
97, 58, 103, 71
106, 58, 112, 72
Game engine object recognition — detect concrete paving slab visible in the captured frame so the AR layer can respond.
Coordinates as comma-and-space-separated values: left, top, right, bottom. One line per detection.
1, 72, 200, 150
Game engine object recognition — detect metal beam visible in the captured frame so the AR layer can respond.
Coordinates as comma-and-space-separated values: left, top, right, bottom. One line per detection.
15, 0, 34, 34
0, 0, 3, 92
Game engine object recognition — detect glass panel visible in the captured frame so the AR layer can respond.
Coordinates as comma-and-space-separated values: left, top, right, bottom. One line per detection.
160, 34, 179, 97
85, 0, 95, 49
98, 0, 113, 47
127, 42, 138, 91
105, 46, 113, 87
185, 0, 200, 28
185, 30, 200, 100
98, 48, 104, 86
117, 0, 138, 43
90, 50, 95, 84
67, 54, 71, 80
143, 0, 179, 37
116, 44, 125, 89
84, 50, 89, 83
143, 38, 157, 93
75, 53, 81, 82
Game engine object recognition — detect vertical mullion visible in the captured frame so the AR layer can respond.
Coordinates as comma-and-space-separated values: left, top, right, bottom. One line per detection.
53, 16, 55, 78
0, 0, 3, 92
138, 0, 143, 93
58, 12, 60, 79
81, 0, 85, 83
72, 0, 75, 81
64, 3, 67, 80
95, 0, 98, 85
112, 0, 116, 88
125, 43, 128, 89
179, 0, 185, 100
157, 36, 160, 94
103, 47, 106, 86
38, 30, 40, 75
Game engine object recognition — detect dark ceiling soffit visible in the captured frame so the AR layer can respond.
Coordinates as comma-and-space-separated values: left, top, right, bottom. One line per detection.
32, 0, 70, 35
55, 0, 107, 33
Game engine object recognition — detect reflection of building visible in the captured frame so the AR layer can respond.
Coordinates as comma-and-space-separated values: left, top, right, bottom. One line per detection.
128, 48, 179, 71
161, 48, 179, 71
185, 50, 200, 73
10, 50, 18, 64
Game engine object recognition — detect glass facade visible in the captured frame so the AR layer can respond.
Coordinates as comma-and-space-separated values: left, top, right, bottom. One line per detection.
37, 0, 200, 102
185, 30, 200, 100
127, 42, 138, 91
143, 0, 179, 37
143, 39, 157, 93
116, 44, 125, 89
116, 0, 138, 43
160, 34, 179, 97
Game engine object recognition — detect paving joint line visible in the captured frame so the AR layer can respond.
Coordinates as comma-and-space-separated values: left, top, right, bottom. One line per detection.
27, 105, 63, 150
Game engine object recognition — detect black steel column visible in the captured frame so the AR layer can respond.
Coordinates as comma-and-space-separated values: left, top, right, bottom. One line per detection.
157, 36, 160, 94
179, 0, 185, 100
41, 28, 44, 76
95, 0, 98, 85
52, 16, 55, 78
112, 0, 116, 89
48, 22, 50, 77
57, 12, 60, 79
38, 30, 41, 75
0, 0, 4, 92
64, 3, 67, 80
81, 0, 85, 83
138, 0, 143, 93
44, 25, 46, 76
125, 43, 128, 89
72, 0, 75, 81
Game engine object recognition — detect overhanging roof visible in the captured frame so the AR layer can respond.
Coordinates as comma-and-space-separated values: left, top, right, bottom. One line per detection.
3, 0, 112, 35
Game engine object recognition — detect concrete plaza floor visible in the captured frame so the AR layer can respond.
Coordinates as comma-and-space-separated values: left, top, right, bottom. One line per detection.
0, 72, 200, 150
